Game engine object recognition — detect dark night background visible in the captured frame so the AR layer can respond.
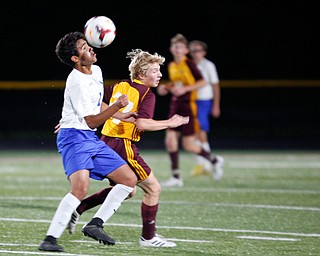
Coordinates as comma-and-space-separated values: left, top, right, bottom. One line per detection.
0, 1, 319, 150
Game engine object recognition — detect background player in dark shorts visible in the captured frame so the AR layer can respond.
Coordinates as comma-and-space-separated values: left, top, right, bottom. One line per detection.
157, 33, 224, 187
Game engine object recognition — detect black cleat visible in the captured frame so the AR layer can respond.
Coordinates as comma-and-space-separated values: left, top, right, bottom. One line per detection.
82, 224, 115, 245
39, 240, 64, 252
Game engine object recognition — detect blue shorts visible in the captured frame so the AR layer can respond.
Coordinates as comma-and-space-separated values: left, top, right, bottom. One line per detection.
196, 100, 213, 132
57, 128, 126, 180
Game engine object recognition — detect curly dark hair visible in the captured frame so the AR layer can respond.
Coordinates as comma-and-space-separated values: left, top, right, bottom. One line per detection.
55, 32, 86, 67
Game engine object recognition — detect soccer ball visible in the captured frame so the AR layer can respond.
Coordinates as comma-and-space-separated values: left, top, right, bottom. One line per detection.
84, 16, 116, 48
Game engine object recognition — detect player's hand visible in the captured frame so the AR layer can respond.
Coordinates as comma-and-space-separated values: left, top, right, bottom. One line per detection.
114, 94, 129, 109
169, 114, 189, 128
212, 106, 221, 118
118, 111, 137, 124
157, 84, 169, 96
171, 86, 188, 97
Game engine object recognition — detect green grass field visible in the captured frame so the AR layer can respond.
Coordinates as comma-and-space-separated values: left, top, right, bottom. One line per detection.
0, 149, 319, 256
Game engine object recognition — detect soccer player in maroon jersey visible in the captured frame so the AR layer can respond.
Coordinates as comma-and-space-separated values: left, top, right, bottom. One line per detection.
157, 34, 224, 187
67, 49, 189, 247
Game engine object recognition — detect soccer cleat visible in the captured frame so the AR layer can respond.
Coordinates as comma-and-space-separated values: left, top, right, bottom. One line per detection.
39, 240, 64, 252
161, 177, 183, 187
82, 224, 115, 245
191, 164, 205, 176
67, 210, 80, 234
139, 233, 177, 247
213, 155, 224, 181
203, 158, 214, 175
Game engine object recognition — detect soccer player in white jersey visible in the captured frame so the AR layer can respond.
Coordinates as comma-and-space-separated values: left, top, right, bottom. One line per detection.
189, 40, 224, 180
38, 31, 137, 253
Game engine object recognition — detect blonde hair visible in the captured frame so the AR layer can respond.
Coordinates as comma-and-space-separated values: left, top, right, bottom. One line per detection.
127, 49, 165, 80
170, 33, 188, 46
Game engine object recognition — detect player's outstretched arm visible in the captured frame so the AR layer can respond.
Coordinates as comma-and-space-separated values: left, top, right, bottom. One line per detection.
136, 114, 189, 131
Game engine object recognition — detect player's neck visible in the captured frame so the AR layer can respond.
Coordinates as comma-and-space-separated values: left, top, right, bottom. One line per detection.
76, 64, 92, 75
174, 55, 186, 63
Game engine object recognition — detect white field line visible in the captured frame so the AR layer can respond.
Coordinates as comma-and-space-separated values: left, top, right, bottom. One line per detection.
181, 188, 320, 195
0, 243, 39, 247
156, 201, 320, 212
0, 236, 301, 255
0, 249, 93, 256
0, 196, 319, 211
227, 161, 320, 168
71, 240, 133, 245
71, 238, 212, 244
1, 217, 319, 238
1, 185, 319, 195
236, 236, 299, 241
1, 186, 320, 197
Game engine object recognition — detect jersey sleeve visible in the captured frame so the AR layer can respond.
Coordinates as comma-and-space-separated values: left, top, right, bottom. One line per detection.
207, 61, 220, 84
186, 59, 203, 81
103, 83, 116, 104
137, 90, 155, 119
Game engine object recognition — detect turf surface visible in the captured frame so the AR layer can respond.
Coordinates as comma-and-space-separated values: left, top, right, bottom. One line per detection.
0, 150, 319, 255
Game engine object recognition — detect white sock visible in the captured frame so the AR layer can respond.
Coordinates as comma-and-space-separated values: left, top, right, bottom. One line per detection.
196, 155, 204, 165
93, 184, 133, 223
202, 142, 213, 171
47, 192, 80, 238
194, 140, 203, 165
202, 142, 211, 152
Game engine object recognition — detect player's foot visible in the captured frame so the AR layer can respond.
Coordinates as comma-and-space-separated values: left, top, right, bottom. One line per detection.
39, 240, 64, 252
139, 233, 177, 247
161, 177, 183, 187
213, 155, 224, 180
82, 224, 115, 245
191, 164, 204, 176
67, 210, 80, 234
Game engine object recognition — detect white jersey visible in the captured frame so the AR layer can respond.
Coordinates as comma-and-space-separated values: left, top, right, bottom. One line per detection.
196, 58, 219, 100
59, 65, 104, 131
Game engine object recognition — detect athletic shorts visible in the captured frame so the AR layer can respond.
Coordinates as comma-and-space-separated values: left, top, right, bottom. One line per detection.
196, 100, 213, 132
168, 98, 200, 136
100, 135, 151, 182
57, 128, 126, 180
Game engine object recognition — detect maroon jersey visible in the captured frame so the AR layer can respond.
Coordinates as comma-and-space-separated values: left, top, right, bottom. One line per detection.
102, 79, 155, 142
101, 79, 156, 181
167, 57, 202, 135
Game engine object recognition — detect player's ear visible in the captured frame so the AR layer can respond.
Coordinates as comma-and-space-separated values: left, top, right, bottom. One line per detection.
71, 55, 79, 63
138, 73, 145, 80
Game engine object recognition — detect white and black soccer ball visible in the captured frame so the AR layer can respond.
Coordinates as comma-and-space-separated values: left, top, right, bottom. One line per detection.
84, 16, 116, 48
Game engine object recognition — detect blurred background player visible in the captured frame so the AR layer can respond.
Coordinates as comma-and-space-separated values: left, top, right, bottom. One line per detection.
67, 49, 189, 247
157, 33, 224, 187
189, 40, 224, 178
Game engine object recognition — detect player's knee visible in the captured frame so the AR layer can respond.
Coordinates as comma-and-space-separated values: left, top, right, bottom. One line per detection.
71, 185, 89, 200
150, 181, 161, 197
123, 167, 138, 188
165, 138, 176, 151
142, 180, 161, 199
126, 186, 137, 199
125, 176, 137, 188
182, 140, 195, 152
